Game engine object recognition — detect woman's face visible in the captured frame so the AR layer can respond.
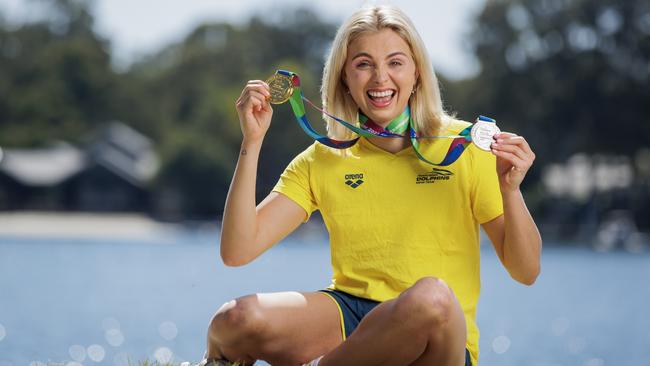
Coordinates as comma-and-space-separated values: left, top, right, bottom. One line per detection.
343, 28, 418, 125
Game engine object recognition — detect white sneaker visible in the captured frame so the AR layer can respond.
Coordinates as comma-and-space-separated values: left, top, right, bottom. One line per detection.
302, 356, 323, 366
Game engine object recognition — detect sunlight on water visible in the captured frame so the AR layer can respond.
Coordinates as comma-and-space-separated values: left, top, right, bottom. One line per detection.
102, 317, 121, 332
568, 336, 587, 354
87, 344, 106, 362
551, 317, 570, 336
113, 352, 130, 366
158, 321, 178, 341
491, 335, 511, 354
103, 317, 125, 348
105, 328, 125, 347
583, 358, 605, 366
1, 240, 648, 365
153, 347, 173, 364
68, 345, 86, 362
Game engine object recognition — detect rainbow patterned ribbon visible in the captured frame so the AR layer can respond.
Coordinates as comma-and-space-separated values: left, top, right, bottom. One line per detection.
279, 70, 494, 167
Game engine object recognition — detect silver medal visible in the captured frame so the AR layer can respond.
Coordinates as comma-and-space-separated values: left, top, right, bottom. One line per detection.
470, 120, 501, 151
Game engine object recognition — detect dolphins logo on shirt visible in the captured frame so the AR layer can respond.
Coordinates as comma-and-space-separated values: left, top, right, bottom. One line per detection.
416, 168, 453, 184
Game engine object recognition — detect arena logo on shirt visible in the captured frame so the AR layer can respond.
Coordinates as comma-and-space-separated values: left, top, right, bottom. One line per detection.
416, 168, 453, 184
344, 173, 364, 188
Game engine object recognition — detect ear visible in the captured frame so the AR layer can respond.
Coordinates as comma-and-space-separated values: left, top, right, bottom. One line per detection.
341, 72, 349, 92
341, 69, 348, 86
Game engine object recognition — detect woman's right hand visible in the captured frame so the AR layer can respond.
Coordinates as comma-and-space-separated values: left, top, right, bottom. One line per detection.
235, 80, 273, 144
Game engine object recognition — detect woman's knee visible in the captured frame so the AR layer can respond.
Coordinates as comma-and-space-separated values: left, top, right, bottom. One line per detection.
393, 277, 457, 327
209, 295, 268, 342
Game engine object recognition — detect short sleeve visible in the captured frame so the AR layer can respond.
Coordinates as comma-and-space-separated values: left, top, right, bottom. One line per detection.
272, 146, 317, 222
469, 146, 504, 224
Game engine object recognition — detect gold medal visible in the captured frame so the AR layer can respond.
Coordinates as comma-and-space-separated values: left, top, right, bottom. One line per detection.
265, 73, 294, 104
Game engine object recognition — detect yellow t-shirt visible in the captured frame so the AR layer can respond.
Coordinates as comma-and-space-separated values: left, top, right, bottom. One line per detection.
272, 119, 503, 365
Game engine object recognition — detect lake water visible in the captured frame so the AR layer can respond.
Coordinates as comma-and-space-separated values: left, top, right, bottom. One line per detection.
0, 230, 649, 366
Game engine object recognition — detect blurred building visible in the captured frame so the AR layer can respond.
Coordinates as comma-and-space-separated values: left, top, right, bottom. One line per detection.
540, 151, 650, 250
0, 122, 159, 212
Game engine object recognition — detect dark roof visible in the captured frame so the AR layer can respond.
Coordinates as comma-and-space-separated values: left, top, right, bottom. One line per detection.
86, 122, 159, 186
0, 142, 85, 186
0, 122, 159, 187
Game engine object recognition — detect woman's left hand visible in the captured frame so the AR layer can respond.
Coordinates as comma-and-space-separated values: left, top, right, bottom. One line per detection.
491, 132, 535, 192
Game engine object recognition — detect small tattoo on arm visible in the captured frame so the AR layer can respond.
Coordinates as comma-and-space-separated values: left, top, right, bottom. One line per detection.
241, 149, 247, 155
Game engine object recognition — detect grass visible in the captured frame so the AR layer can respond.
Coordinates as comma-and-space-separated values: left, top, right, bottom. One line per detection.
135, 359, 184, 366
136, 359, 243, 366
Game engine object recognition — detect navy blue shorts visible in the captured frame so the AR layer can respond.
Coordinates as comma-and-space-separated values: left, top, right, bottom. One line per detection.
319, 289, 472, 366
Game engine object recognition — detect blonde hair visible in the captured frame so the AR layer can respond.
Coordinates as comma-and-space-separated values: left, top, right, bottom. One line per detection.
321, 5, 451, 140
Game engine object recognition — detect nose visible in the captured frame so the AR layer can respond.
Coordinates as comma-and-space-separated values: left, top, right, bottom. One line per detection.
372, 65, 389, 84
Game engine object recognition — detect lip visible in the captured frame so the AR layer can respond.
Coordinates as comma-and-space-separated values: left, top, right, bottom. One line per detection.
367, 88, 396, 95
366, 88, 397, 108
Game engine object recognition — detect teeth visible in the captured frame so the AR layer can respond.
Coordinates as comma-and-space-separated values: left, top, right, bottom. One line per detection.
368, 90, 394, 98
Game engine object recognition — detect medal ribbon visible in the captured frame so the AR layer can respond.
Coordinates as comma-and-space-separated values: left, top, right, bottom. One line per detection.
278, 69, 495, 166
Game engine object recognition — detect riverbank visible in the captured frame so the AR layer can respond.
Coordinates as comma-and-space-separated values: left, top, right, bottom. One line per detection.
0, 212, 196, 241
0, 211, 325, 244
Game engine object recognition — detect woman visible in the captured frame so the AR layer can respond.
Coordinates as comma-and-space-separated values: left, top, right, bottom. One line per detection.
206, 5, 541, 366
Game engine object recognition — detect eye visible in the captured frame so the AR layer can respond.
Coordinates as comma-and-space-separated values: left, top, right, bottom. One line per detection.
355, 60, 371, 68
389, 59, 404, 66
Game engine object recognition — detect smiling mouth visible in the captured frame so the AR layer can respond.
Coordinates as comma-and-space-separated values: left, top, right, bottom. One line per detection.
367, 89, 396, 106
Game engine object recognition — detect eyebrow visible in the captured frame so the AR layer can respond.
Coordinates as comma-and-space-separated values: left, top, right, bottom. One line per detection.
351, 51, 409, 60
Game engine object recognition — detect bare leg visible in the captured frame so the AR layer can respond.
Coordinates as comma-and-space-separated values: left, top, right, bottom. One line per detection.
319, 277, 467, 366
207, 291, 343, 366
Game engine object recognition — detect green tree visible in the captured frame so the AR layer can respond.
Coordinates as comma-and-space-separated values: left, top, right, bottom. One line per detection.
0, 0, 117, 146
451, 0, 649, 163
129, 8, 336, 217
0, 3, 337, 218
446, 0, 650, 234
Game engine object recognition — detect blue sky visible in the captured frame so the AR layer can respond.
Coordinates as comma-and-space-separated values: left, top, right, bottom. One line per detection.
0, 0, 486, 79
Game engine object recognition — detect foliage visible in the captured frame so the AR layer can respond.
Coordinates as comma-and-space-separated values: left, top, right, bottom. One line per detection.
0, 1, 335, 218
0, 0, 115, 146
0, 0, 648, 223
443, 0, 650, 233
449, 0, 649, 162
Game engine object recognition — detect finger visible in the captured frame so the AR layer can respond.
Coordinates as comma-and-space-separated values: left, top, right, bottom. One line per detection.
495, 134, 524, 146
247, 79, 270, 89
495, 133, 534, 155
241, 94, 266, 113
495, 131, 517, 138
247, 80, 270, 91
248, 89, 268, 101
254, 92, 273, 113
241, 81, 270, 98
244, 83, 271, 99
491, 148, 528, 169
243, 89, 269, 106
256, 80, 270, 90
246, 79, 268, 87
491, 141, 530, 163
